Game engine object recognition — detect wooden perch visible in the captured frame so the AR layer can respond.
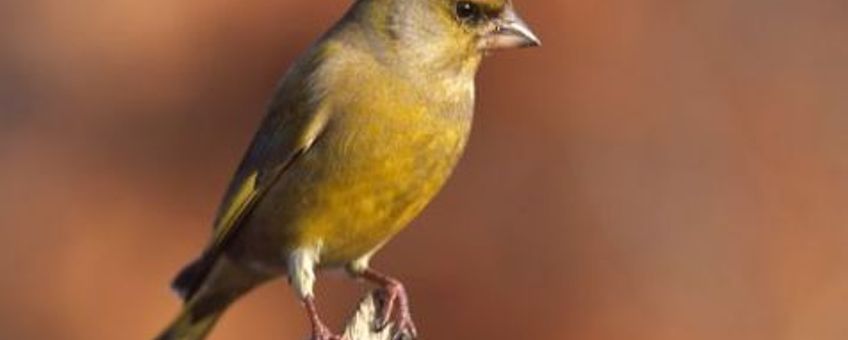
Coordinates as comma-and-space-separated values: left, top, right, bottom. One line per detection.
339, 292, 413, 340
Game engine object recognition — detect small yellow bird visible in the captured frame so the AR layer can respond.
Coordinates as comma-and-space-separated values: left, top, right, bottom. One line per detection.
157, 0, 539, 339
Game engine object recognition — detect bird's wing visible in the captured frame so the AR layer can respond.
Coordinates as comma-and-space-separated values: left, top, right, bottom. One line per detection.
171, 85, 331, 300
207, 102, 331, 252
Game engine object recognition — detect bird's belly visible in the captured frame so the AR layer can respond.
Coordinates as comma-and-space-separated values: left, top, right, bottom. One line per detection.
234, 116, 470, 269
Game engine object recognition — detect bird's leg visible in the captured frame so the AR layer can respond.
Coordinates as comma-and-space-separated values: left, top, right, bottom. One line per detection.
304, 297, 345, 340
290, 248, 344, 340
359, 268, 418, 338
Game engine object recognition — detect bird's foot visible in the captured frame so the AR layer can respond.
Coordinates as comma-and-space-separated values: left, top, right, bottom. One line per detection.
374, 284, 417, 339
311, 323, 345, 340
363, 270, 418, 339
306, 297, 346, 340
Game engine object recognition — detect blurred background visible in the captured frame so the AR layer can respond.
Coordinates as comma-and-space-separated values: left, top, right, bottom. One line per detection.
2, 0, 847, 339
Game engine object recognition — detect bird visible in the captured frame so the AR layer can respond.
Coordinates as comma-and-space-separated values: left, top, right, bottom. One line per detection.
157, 0, 539, 339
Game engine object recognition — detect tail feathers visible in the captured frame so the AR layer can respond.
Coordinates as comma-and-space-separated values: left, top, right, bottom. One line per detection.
160, 256, 270, 340
172, 253, 218, 301
156, 303, 224, 340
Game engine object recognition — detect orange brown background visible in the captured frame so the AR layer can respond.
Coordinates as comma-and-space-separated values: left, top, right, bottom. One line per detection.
2, 1, 847, 339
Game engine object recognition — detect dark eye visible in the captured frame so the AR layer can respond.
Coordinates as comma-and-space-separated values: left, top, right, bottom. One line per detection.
456, 1, 482, 22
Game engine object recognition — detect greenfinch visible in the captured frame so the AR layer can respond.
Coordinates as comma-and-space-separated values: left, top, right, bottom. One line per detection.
157, 0, 539, 339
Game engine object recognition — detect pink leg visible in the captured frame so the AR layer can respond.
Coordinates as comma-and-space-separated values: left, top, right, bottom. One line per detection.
360, 269, 418, 338
305, 297, 345, 340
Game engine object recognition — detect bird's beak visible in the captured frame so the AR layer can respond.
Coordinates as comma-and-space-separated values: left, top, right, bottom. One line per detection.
484, 7, 541, 50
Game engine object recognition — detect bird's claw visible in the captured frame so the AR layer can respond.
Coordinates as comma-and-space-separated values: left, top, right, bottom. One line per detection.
373, 283, 418, 339
391, 317, 418, 340
312, 323, 345, 340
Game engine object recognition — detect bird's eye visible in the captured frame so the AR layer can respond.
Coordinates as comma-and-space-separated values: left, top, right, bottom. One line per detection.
456, 1, 482, 22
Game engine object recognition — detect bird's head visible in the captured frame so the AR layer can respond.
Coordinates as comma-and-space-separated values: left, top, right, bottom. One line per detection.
353, 0, 540, 76
449, 0, 541, 51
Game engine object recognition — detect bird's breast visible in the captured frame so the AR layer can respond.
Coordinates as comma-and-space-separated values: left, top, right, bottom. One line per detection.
293, 103, 472, 265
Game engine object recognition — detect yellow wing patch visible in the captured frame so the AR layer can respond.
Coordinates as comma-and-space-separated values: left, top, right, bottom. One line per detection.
204, 102, 331, 255
212, 171, 259, 248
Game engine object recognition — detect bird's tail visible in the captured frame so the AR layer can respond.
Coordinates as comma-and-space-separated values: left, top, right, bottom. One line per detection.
155, 302, 224, 340
156, 256, 270, 340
